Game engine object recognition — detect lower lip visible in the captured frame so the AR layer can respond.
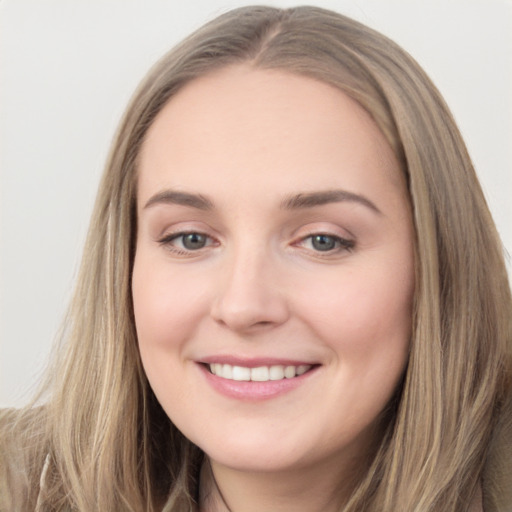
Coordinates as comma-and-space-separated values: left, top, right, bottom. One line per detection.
199, 364, 318, 400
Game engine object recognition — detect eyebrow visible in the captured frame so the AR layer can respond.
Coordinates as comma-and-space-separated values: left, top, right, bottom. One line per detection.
143, 190, 213, 210
143, 188, 381, 215
281, 190, 382, 214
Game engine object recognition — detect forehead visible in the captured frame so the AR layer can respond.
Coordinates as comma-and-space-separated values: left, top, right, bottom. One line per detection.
137, 65, 406, 206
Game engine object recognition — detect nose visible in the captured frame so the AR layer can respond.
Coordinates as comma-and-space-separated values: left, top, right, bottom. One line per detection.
210, 248, 290, 333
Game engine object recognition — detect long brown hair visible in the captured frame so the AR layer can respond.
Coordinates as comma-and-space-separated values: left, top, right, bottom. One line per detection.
1, 6, 511, 511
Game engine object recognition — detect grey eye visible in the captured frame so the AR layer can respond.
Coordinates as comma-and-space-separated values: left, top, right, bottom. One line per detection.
181, 233, 208, 250
311, 234, 337, 251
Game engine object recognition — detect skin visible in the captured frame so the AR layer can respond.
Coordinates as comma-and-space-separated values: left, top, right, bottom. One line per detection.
132, 65, 415, 512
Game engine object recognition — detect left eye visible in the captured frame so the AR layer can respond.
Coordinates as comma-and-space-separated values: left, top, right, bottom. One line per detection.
301, 234, 354, 252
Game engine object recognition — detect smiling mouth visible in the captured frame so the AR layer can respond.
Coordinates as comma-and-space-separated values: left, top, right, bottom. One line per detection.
207, 363, 314, 382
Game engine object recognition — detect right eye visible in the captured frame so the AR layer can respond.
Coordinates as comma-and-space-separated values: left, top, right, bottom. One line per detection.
158, 231, 215, 254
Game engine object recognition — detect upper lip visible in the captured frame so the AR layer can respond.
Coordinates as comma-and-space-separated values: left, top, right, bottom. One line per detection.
198, 356, 319, 368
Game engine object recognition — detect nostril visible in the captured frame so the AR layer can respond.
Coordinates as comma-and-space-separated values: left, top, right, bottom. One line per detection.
209, 262, 291, 332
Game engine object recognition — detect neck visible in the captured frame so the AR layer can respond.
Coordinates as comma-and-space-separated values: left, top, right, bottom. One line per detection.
199, 454, 366, 512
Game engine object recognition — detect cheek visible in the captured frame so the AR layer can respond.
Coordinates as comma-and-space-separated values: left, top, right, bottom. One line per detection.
132, 254, 208, 367
131, 256, 210, 417
299, 260, 413, 371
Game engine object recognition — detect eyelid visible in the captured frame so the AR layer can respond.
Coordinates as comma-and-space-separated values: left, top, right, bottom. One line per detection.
297, 233, 354, 250
154, 223, 355, 257
154, 219, 219, 245
157, 229, 219, 255
158, 229, 210, 242
291, 226, 356, 256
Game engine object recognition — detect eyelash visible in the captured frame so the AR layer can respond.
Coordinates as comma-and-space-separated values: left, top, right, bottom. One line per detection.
157, 231, 355, 256
295, 233, 355, 255
158, 231, 217, 255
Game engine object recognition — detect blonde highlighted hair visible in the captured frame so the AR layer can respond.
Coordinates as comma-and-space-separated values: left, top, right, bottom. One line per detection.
1, 6, 511, 511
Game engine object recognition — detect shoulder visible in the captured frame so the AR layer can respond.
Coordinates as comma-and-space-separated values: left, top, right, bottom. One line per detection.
470, 483, 483, 512
0, 407, 48, 511
482, 391, 512, 511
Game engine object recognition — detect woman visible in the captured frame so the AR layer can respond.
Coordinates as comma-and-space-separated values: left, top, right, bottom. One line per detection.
1, 5, 511, 511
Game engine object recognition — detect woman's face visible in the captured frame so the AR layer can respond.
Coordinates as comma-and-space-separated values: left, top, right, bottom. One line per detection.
132, 66, 415, 478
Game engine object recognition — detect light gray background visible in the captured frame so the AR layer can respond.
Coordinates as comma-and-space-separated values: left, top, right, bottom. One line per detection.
1, 0, 511, 407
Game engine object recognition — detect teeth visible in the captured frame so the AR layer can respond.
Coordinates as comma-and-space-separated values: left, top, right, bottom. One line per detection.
296, 365, 309, 375
284, 365, 296, 378
232, 366, 251, 381
222, 364, 233, 379
251, 366, 269, 381
269, 365, 284, 380
209, 363, 313, 381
